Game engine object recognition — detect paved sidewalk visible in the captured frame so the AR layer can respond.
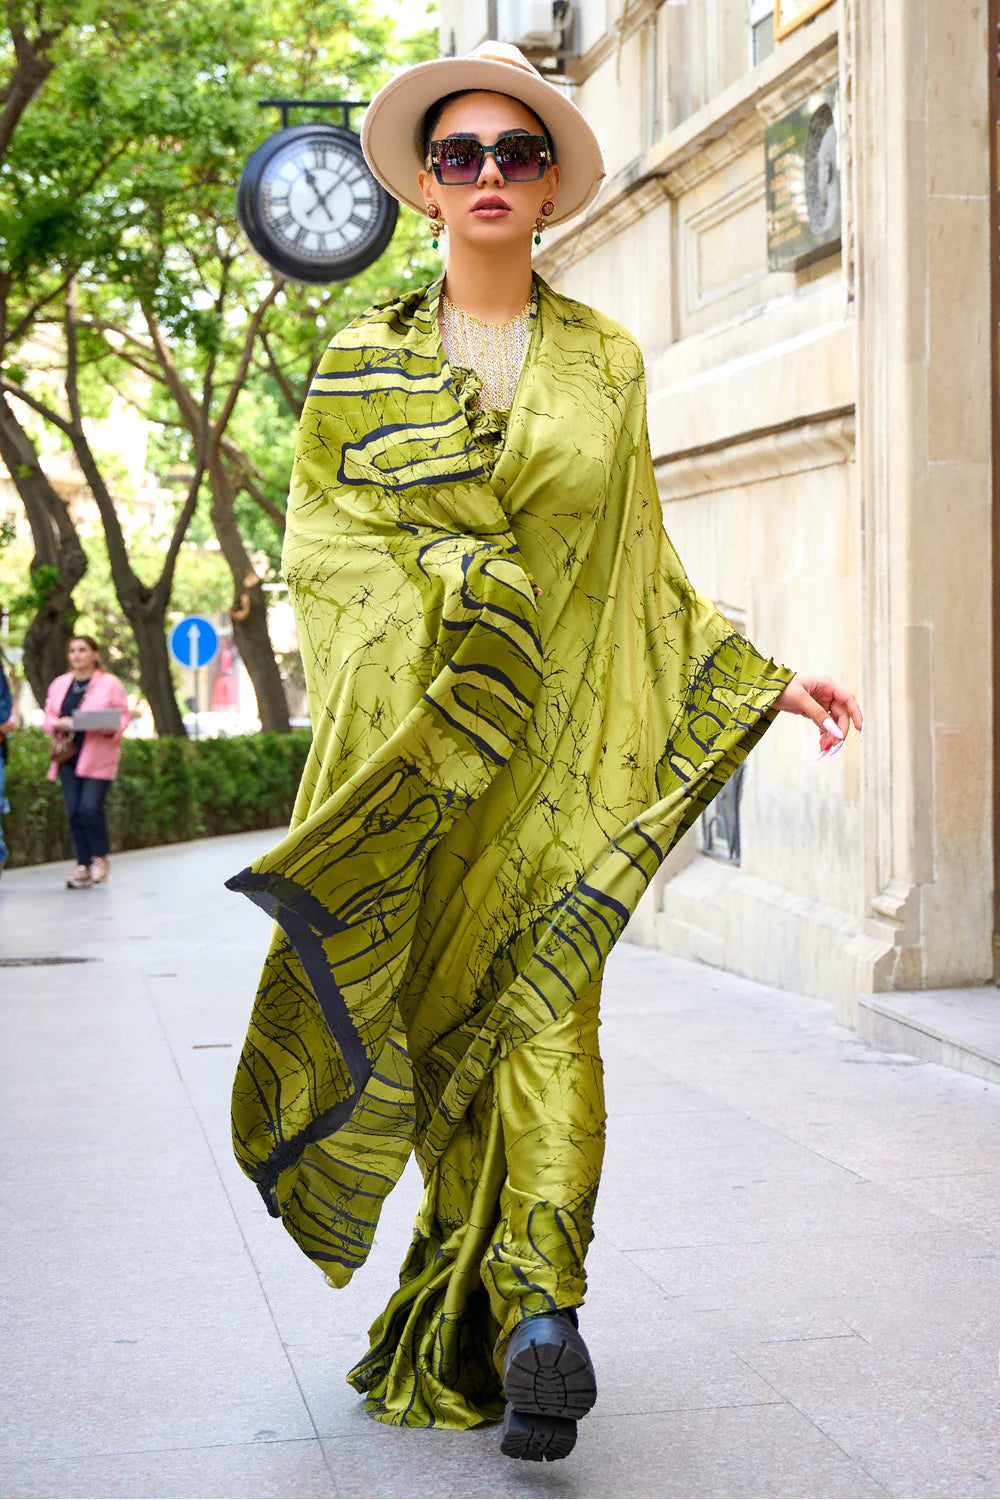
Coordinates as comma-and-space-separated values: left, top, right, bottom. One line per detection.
2, 832, 999, 1499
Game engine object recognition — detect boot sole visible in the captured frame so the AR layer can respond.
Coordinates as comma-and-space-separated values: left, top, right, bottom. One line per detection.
500, 1406, 577, 1462
503, 1315, 597, 1419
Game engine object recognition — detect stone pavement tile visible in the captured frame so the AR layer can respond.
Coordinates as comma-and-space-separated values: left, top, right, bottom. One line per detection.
628, 1227, 1000, 1348
595, 1172, 951, 1254
0, 1438, 338, 1500
603, 1079, 731, 1117
322, 1399, 888, 1499
282, 1337, 376, 1438
0, 1314, 316, 1464
732, 1330, 1000, 1497
880, 1171, 1000, 1240
323, 1422, 581, 1500
599, 1041, 721, 1112
601, 1108, 863, 1200
577, 1237, 861, 1379
1, 1214, 268, 1346
591, 1341, 783, 1420
6, 1095, 210, 1164
1, 1138, 227, 1234
144, 954, 267, 1038
778, 1113, 1000, 1183
241, 1200, 421, 1348
2, 976, 178, 1078
568, 1403, 889, 1498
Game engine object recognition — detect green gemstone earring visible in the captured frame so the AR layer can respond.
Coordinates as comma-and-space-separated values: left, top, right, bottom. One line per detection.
428, 204, 445, 250
534, 200, 555, 247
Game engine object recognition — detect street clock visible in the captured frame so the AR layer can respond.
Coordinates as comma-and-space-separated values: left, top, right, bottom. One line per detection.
237, 120, 398, 284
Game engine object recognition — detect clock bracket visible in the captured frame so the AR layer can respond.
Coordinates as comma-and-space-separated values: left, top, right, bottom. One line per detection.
257, 99, 370, 133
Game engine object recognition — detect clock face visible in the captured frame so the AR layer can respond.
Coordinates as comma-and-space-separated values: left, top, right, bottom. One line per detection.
237, 123, 398, 284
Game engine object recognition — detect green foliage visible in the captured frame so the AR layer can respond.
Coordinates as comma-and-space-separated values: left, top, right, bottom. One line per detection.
3, 725, 312, 865
1, 0, 441, 696
0, 523, 231, 689
0, 543, 77, 636
72, 533, 232, 692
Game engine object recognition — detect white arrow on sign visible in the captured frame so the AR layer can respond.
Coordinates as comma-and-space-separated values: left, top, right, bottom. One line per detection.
188, 621, 200, 668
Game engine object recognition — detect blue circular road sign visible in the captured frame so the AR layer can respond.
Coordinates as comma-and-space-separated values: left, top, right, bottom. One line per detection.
169, 615, 219, 670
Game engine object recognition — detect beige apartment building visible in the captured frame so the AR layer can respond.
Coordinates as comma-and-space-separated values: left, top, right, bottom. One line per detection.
437, 0, 997, 1040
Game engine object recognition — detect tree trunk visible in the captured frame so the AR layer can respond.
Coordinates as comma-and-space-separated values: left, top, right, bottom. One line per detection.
61, 452, 188, 737
57, 316, 194, 738
0, 396, 86, 702
125, 599, 186, 736
209, 454, 290, 733
21, 579, 79, 701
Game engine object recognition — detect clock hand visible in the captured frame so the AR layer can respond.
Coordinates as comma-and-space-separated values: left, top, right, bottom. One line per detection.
311, 165, 359, 217
302, 168, 331, 219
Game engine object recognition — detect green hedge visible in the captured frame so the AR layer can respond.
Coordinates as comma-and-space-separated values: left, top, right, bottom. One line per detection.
3, 727, 313, 867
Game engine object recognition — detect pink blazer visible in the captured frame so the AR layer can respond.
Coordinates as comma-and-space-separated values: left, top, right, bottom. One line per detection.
44, 669, 130, 782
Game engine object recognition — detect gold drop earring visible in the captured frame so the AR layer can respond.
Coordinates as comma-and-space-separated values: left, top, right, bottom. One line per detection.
534, 199, 556, 246
427, 203, 445, 250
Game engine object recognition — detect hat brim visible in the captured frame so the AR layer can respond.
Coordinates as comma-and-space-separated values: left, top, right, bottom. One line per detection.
360, 55, 605, 228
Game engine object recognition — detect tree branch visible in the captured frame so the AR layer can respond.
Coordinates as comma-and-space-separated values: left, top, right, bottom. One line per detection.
231, 466, 285, 532
150, 450, 207, 611
0, 375, 73, 437
63, 279, 136, 590
0, 22, 63, 164
259, 329, 307, 416
141, 304, 204, 431
211, 278, 284, 440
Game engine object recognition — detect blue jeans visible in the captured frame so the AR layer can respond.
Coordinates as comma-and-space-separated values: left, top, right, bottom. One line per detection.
58, 761, 111, 867
0, 754, 8, 867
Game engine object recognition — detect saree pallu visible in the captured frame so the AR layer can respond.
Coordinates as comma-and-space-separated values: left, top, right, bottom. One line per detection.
227, 272, 795, 1424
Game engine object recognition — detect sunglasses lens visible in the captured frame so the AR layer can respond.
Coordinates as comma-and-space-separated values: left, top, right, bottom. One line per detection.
435, 138, 482, 183
494, 136, 545, 180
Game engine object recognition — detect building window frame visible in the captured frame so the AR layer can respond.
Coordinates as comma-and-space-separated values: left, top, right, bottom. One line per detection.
747, 0, 775, 68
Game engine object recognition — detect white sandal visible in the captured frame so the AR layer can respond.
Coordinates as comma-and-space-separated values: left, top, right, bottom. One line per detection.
66, 864, 93, 889
90, 856, 109, 885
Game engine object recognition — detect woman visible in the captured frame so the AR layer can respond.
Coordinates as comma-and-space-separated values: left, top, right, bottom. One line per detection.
227, 43, 863, 1463
44, 635, 129, 889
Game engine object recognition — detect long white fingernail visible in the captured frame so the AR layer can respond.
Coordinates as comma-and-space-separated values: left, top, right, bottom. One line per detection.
859, 721, 865, 743
822, 716, 844, 740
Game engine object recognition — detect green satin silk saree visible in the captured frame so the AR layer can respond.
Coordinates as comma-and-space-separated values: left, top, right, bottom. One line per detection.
227, 272, 794, 1418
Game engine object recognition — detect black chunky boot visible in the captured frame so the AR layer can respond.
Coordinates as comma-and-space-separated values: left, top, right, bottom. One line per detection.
500, 1406, 578, 1462
499, 1310, 597, 1462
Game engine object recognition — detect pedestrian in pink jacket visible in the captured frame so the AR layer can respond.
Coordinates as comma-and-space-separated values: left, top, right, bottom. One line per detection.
44, 636, 129, 889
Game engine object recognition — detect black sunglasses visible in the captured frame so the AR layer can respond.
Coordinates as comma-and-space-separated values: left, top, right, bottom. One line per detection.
428, 132, 551, 185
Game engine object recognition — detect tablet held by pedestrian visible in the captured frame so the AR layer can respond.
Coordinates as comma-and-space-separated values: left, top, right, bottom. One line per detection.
226, 43, 863, 1464
44, 635, 129, 890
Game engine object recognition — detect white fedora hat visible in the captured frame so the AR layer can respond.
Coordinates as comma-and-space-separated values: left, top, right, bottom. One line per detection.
361, 41, 605, 228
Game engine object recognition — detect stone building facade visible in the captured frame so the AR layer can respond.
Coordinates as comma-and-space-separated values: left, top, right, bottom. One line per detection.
435, 0, 994, 1028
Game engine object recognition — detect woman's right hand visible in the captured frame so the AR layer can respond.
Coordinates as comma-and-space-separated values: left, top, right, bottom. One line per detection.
54, 715, 74, 732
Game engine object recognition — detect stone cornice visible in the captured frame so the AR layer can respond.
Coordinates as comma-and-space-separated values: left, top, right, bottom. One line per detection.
654, 411, 855, 504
